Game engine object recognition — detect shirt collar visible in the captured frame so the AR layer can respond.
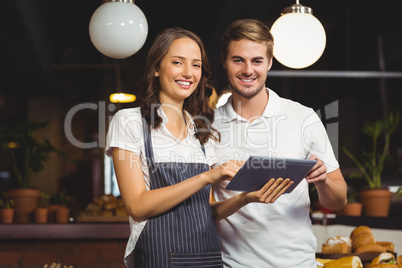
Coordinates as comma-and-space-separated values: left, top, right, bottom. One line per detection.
220, 88, 282, 123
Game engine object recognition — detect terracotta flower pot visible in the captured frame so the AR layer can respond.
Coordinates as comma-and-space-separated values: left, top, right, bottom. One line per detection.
342, 202, 362, 217
34, 207, 49, 223
6, 189, 40, 223
0, 208, 14, 224
359, 189, 392, 217
47, 204, 63, 223
55, 207, 70, 223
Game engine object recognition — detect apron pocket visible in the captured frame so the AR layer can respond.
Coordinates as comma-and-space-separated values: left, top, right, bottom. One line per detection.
170, 252, 222, 267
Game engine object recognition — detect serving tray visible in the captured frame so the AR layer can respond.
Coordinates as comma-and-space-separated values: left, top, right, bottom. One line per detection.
316, 252, 397, 263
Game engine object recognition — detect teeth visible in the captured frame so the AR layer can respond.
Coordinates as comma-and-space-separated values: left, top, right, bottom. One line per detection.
242, 79, 254, 82
177, 81, 190, 86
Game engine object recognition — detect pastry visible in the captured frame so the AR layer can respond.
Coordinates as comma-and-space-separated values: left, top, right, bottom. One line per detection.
376, 242, 395, 252
354, 243, 387, 253
322, 236, 352, 254
370, 252, 401, 267
371, 265, 399, 268
316, 258, 334, 265
115, 207, 129, 217
101, 210, 114, 216
352, 232, 375, 251
323, 256, 363, 268
371, 252, 395, 265
350, 225, 372, 241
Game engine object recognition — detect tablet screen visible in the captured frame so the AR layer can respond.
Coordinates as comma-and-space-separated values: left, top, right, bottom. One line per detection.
225, 156, 317, 193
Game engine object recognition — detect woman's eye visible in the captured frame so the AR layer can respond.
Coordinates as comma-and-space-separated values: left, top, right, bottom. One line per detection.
173, 61, 182, 65
193, 64, 201, 68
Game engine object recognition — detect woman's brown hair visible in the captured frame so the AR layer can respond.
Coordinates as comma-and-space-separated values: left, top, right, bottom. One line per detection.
141, 27, 219, 144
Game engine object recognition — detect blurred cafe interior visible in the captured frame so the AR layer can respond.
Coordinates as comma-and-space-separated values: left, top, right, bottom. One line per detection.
0, 0, 402, 267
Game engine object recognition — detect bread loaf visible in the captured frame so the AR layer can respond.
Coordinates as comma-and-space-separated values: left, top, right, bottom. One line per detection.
350, 225, 372, 241
323, 256, 363, 268
352, 232, 375, 251
354, 243, 387, 253
376, 241, 395, 252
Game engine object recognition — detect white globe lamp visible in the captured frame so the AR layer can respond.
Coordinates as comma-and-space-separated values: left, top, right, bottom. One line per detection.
270, 1, 326, 69
89, 0, 148, 59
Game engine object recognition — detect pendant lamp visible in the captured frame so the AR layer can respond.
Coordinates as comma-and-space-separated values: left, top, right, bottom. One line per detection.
89, 0, 148, 59
270, 0, 326, 69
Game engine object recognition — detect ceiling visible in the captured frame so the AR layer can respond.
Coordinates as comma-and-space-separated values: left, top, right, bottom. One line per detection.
1, 0, 402, 106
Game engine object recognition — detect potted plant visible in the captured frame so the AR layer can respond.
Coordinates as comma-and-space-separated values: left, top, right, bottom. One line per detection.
51, 191, 71, 223
0, 121, 72, 223
342, 111, 401, 217
34, 192, 50, 223
0, 191, 15, 223
342, 188, 362, 217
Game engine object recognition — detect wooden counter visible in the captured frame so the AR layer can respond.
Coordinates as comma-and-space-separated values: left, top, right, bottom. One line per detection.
0, 223, 130, 240
1, 216, 402, 240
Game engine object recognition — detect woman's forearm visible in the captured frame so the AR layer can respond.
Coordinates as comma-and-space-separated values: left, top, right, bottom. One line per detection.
125, 172, 210, 221
210, 193, 248, 222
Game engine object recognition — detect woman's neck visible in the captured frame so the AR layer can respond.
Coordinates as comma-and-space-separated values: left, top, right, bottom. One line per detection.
160, 102, 188, 141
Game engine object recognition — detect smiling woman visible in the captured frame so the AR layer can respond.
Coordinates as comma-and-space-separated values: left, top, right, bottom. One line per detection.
104, 27, 230, 268
155, 37, 202, 113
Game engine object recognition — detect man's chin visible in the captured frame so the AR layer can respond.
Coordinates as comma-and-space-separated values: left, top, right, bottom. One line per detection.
231, 85, 264, 99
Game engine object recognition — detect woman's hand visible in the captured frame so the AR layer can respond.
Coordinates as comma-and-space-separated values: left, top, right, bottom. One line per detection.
206, 160, 245, 184
243, 178, 293, 204
210, 177, 294, 221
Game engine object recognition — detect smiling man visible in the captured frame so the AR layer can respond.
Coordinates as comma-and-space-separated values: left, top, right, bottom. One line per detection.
212, 19, 347, 268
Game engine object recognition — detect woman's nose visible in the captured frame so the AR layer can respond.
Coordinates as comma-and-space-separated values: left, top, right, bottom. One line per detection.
182, 65, 192, 78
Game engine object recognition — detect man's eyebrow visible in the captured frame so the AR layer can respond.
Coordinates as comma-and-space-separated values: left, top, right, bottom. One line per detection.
230, 56, 265, 61
253, 56, 265, 60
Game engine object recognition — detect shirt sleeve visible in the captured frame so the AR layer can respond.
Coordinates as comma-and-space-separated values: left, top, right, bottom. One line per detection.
302, 109, 339, 172
204, 138, 218, 167
105, 109, 144, 157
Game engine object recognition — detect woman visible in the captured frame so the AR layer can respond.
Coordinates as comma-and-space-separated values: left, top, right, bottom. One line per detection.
106, 27, 291, 267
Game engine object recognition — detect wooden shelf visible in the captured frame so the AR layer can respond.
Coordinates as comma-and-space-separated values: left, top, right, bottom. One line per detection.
0, 223, 130, 240
334, 216, 402, 230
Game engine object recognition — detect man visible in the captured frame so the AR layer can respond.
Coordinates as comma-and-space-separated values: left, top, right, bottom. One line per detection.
212, 19, 347, 268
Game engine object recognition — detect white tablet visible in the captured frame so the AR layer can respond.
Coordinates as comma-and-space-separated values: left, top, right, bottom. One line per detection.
225, 156, 317, 193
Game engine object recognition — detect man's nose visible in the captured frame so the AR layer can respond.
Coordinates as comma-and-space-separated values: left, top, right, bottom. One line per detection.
242, 62, 252, 75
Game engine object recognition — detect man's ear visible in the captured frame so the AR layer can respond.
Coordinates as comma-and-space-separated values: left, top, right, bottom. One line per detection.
221, 52, 227, 70
267, 57, 273, 71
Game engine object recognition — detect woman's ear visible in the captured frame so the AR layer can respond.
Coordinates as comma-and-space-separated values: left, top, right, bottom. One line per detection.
154, 70, 159, 77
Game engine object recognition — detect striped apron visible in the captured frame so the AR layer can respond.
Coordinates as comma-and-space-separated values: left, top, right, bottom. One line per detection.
129, 118, 222, 267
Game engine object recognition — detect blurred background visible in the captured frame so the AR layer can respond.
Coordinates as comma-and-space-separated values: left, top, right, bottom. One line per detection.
1, 0, 401, 210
